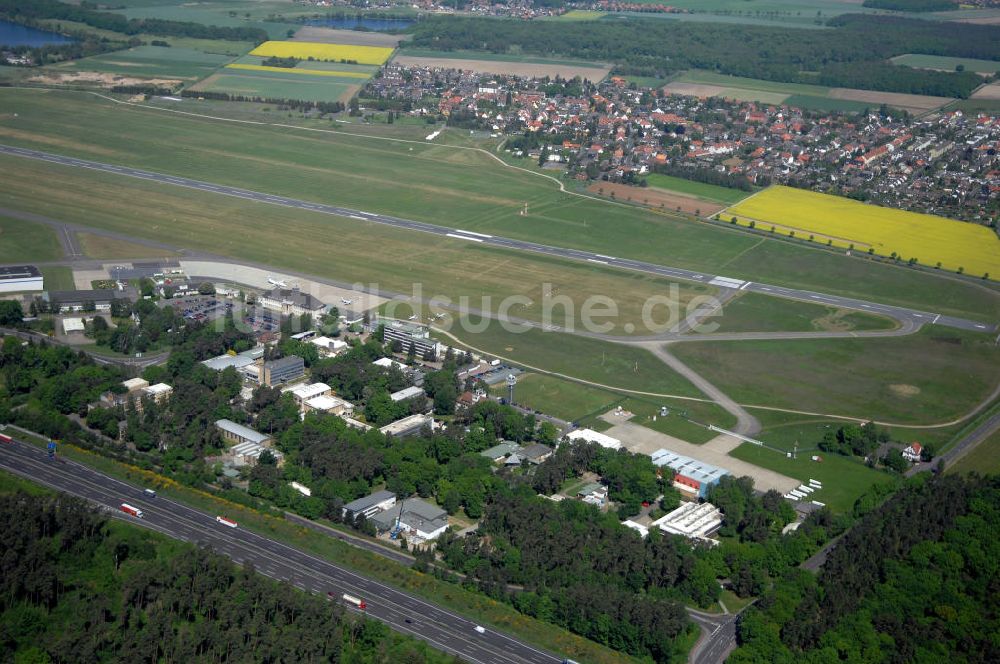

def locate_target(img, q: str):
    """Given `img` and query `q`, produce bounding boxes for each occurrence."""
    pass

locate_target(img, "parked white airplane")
[267,277,287,288]
[341,298,353,305]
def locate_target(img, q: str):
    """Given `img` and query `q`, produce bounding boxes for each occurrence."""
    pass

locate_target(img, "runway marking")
[453,229,493,239]
[933,314,940,323]
[446,233,484,242]
[586,258,608,265]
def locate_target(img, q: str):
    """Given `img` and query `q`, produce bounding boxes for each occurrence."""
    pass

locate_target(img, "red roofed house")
[902,442,923,462]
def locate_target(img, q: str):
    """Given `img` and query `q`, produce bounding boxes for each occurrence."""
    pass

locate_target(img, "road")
[2,144,993,335]
[0,436,563,664]
[687,608,739,664]
[0,326,168,368]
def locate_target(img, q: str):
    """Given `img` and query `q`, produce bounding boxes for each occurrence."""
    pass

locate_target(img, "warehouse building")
[651,501,723,545]
[390,386,425,403]
[650,449,729,499]
[0,265,43,294]
[370,498,449,542]
[215,419,272,447]
[379,413,434,438]
[342,490,397,522]
[565,428,623,451]
[45,289,123,313]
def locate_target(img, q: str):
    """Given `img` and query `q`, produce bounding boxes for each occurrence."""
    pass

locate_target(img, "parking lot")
[161,294,233,324]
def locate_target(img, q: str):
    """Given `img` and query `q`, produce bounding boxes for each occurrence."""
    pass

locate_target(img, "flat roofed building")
[0,265,43,293]
[258,287,326,320]
[262,355,304,386]
[622,520,650,538]
[565,428,622,450]
[215,419,271,447]
[374,317,440,360]
[651,448,730,499]
[370,498,449,541]
[45,289,123,312]
[373,357,407,371]
[230,441,283,467]
[651,501,723,544]
[342,490,396,521]
[123,378,150,393]
[62,317,86,334]
[310,336,348,355]
[303,394,354,417]
[379,413,433,438]
[142,383,173,404]
[390,386,425,402]
[287,382,331,404]
[201,347,263,372]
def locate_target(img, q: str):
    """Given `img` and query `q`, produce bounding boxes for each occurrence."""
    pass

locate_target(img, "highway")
[0,436,562,664]
[1,144,993,334]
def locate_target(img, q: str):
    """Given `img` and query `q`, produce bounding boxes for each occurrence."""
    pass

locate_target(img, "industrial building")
[230,441,283,467]
[565,428,623,451]
[262,355,305,386]
[650,448,730,499]
[651,502,723,545]
[286,382,331,405]
[374,318,441,360]
[370,498,449,542]
[257,287,327,320]
[215,419,272,447]
[201,347,264,372]
[342,490,397,521]
[0,265,43,294]
[390,386,425,402]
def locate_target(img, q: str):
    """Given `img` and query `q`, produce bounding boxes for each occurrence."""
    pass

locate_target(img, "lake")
[304,17,414,32]
[0,19,75,48]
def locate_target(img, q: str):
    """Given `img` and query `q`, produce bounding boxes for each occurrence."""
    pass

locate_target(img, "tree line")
[0,489,459,663]
[403,14,1000,98]
[180,89,346,114]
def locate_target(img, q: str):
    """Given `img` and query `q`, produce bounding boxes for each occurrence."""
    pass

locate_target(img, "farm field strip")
[726,185,1000,279]
[0,88,998,323]
[224,63,370,79]
[250,40,394,65]
[890,53,1000,75]
[391,54,611,81]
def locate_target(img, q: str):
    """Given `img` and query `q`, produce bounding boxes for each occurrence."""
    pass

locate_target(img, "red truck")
[216,516,238,528]
[120,503,144,518]
[0,432,13,444]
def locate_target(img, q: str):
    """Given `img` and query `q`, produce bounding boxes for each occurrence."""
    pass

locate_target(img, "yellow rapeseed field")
[224,63,370,79]
[249,41,394,65]
[728,185,1000,279]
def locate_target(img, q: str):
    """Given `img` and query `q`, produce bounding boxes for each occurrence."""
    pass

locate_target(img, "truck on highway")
[216,516,237,528]
[120,503,144,518]
[0,432,13,444]
[342,594,366,611]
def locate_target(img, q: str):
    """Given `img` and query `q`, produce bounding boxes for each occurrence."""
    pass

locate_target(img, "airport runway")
[0,436,562,664]
[1,143,992,333]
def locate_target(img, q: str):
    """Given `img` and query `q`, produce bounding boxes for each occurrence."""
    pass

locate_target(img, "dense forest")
[404,15,997,97]
[0,0,268,43]
[730,473,1000,663]
[0,488,457,663]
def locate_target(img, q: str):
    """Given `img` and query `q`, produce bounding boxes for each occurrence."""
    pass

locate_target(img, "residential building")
[342,490,397,521]
[565,428,623,450]
[257,287,327,320]
[262,355,304,386]
[0,265,43,293]
[520,443,554,464]
[651,449,730,499]
[390,386,425,402]
[576,482,609,507]
[370,498,449,542]
[375,318,441,360]
[215,419,272,447]
[480,441,522,463]
[651,501,723,544]
[379,413,434,438]
[902,442,923,462]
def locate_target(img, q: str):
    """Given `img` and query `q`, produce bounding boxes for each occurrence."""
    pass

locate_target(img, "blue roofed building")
[650,449,730,499]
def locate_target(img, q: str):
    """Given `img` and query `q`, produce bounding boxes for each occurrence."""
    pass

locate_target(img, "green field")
[673,327,1000,425]
[947,429,1000,475]
[103,0,306,39]
[51,44,238,81]
[892,54,1000,75]
[782,94,872,113]
[709,292,896,334]
[0,216,63,263]
[443,318,705,398]
[1,89,996,324]
[603,396,736,444]
[729,443,897,514]
[490,372,623,421]
[189,70,359,102]
[41,266,75,291]
[550,10,606,21]
[644,173,751,205]
[669,70,887,112]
